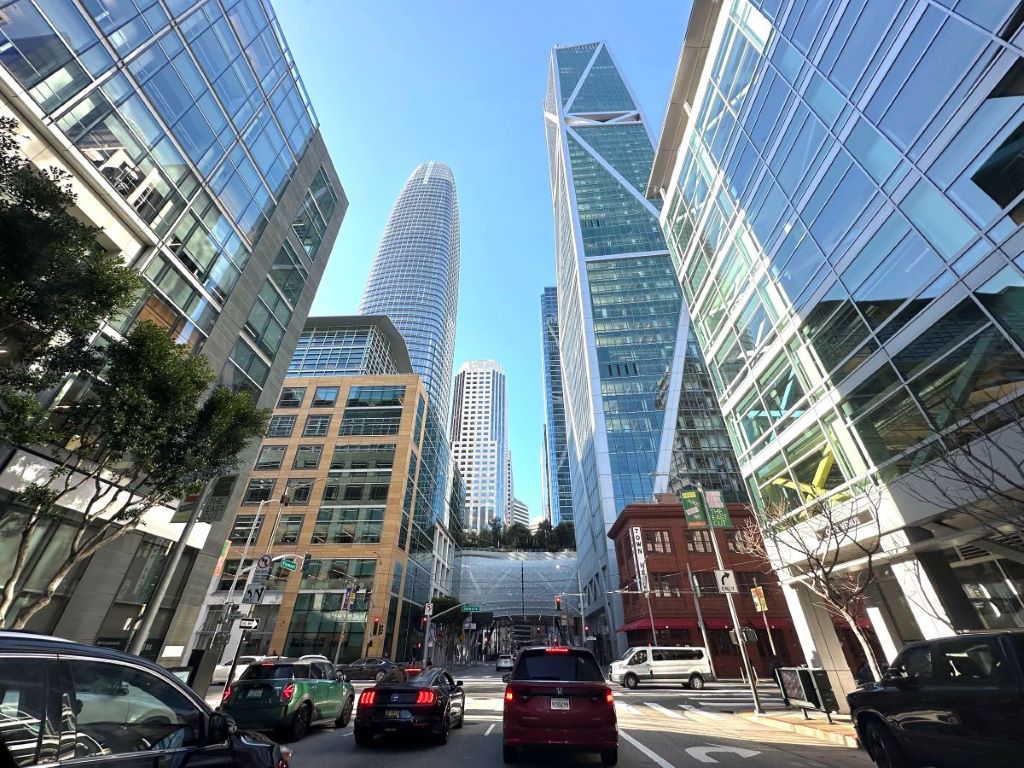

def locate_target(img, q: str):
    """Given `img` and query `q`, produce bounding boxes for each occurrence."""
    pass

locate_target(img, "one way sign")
[715,569,738,594]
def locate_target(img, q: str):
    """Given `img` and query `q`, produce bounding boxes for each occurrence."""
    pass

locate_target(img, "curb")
[739,712,861,749]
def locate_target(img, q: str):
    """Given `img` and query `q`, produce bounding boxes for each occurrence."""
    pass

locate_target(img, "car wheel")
[601,748,618,766]
[864,719,911,768]
[688,674,706,690]
[623,673,638,689]
[452,707,464,729]
[336,696,354,727]
[432,715,450,745]
[502,744,518,763]
[354,727,373,747]
[375,670,386,683]
[289,703,311,741]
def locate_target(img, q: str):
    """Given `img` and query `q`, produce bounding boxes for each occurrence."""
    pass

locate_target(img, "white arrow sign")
[686,745,760,764]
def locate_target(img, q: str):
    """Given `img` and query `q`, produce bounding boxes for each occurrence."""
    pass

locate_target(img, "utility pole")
[129,477,216,657]
[687,562,716,679]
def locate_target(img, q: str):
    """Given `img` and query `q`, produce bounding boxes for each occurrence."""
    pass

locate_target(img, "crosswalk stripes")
[680,704,726,720]
[643,702,685,719]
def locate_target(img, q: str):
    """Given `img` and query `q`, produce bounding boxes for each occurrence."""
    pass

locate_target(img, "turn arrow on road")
[685,745,761,764]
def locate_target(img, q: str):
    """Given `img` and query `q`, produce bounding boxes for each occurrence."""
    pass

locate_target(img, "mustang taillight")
[415,690,436,705]
[359,689,377,706]
[222,685,233,703]
[281,682,295,702]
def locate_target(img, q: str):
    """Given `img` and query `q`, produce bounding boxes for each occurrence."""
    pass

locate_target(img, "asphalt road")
[281,665,873,768]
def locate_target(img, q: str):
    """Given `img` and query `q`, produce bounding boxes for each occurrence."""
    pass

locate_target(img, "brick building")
[608,498,803,679]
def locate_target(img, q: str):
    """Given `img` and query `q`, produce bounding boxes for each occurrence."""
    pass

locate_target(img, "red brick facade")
[608,498,804,679]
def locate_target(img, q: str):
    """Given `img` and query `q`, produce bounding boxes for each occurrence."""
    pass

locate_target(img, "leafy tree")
[505,522,532,549]
[488,517,502,547]
[0,116,140,445]
[531,519,556,551]
[554,521,576,550]
[0,322,268,627]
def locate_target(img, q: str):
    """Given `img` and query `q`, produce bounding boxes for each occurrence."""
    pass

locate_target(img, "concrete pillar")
[888,559,957,638]
[902,528,983,631]
[53,534,141,643]
[781,582,858,712]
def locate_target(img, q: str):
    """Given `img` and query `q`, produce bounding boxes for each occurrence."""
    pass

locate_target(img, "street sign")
[239,617,259,630]
[424,602,434,617]
[279,559,297,571]
[679,489,706,526]
[630,526,650,593]
[461,604,479,612]
[242,584,266,605]
[715,569,738,594]
[257,554,272,569]
[751,586,768,612]
[704,489,732,528]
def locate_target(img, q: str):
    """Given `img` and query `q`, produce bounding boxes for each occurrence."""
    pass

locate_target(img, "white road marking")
[644,702,685,719]
[485,724,495,736]
[686,745,760,763]
[620,730,676,768]
[680,705,726,720]
[615,702,642,716]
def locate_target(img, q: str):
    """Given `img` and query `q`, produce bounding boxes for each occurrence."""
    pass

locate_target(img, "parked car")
[0,631,291,768]
[337,656,403,682]
[503,646,617,765]
[221,657,355,740]
[608,646,713,690]
[353,666,465,746]
[848,629,1024,768]
[212,654,266,684]
[496,654,514,671]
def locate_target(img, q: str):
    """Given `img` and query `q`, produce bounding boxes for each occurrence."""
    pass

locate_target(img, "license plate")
[550,698,570,711]
[246,689,262,699]
[385,709,400,719]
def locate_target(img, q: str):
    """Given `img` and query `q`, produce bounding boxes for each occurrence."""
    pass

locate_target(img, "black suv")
[848,629,1024,768]
[0,631,290,768]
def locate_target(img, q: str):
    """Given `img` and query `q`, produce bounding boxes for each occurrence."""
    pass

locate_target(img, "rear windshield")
[513,651,604,682]
[241,663,306,680]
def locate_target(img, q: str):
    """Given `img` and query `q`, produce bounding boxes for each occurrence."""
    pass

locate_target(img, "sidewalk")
[739,709,860,749]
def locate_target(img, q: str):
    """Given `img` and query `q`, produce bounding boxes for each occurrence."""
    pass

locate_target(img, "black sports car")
[354,667,466,746]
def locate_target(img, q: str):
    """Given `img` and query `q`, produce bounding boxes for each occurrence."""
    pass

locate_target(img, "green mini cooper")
[221,658,355,740]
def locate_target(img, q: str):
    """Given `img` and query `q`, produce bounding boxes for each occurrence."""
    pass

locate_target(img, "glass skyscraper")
[0,0,345,657]
[545,42,741,656]
[540,287,574,526]
[651,0,1024,697]
[359,162,460,536]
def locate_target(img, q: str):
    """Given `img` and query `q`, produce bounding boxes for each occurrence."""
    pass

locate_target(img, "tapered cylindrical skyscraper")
[360,162,460,430]
[360,163,460,534]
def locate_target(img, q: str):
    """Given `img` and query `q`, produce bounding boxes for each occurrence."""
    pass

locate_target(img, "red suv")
[502,647,618,765]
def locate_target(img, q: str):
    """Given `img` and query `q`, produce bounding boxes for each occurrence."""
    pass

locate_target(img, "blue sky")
[276,1,692,522]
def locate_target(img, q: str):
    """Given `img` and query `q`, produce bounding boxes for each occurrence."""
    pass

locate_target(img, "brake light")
[222,685,233,703]
[504,688,515,702]
[281,682,295,702]
[605,688,614,705]
[359,689,377,706]
[415,690,436,705]
[545,647,570,653]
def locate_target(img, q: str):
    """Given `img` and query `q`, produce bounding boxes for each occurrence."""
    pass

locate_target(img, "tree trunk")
[0,514,38,627]
[838,608,883,680]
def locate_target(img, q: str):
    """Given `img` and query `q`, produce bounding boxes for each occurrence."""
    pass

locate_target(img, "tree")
[505,522,532,550]
[736,494,885,679]
[0,322,269,627]
[554,521,576,551]
[488,517,502,548]
[0,116,140,445]
[428,595,464,666]
[531,519,555,551]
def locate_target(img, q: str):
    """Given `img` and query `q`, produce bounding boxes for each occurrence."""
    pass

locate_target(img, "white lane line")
[492,699,504,712]
[644,702,685,719]
[485,724,495,736]
[620,730,676,768]
[680,704,726,720]
[615,702,642,717]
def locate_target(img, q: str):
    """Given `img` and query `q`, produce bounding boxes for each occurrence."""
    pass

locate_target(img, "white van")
[608,646,714,690]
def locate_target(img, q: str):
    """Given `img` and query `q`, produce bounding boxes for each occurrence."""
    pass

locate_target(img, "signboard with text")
[704,489,733,529]
[630,526,650,593]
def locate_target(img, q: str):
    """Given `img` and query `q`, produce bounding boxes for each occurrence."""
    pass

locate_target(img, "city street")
[271,665,871,768]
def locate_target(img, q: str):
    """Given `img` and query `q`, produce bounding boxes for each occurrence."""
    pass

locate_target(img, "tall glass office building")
[540,287,574,526]
[651,0,1024,697]
[544,42,741,657]
[359,162,460,534]
[0,0,345,659]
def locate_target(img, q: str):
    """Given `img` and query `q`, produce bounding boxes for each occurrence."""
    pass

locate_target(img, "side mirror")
[456,680,464,687]
[208,712,234,743]
[502,674,512,683]
[336,671,347,682]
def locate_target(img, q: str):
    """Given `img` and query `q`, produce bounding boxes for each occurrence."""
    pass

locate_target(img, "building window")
[293,445,323,469]
[651,573,682,598]
[329,443,396,471]
[243,479,275,504]
[339,407,402,436]
[347,385,405,406]
[255,445,286,470]
[692,571,718,597]
[285,478,314,505]
[686,529,713,553]
[725,530,737,552]
[218,559,254,591]
[312,386,339,407]
[311,508,384,545]
[278,387,306,407]
[276,515,304,545]
[229,515,263,543]
[299,556,375,591]
[645,530,672,554]
[303,414,331,436]
[267,415,296,437]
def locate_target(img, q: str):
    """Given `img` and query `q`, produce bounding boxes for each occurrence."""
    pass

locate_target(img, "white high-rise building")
[450,360,509,531]
[510,498,530,528]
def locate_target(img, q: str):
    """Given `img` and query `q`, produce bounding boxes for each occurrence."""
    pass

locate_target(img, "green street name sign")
[279,559,298,571]
[461,605,480,612]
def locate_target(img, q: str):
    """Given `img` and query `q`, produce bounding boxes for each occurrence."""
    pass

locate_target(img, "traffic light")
[536,626,542,635]
[300,552,311,573]
[373,616,381,635]
[555,595,562,611]
[421,615,428,629]
[584,625,590,634]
